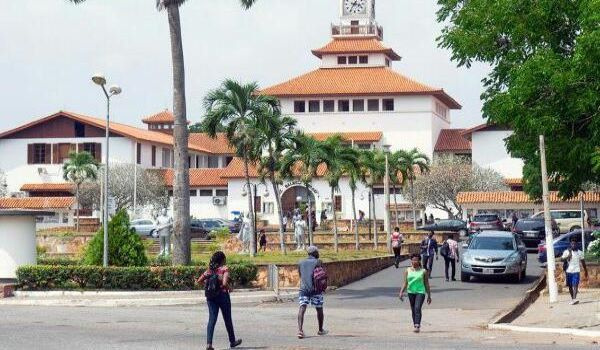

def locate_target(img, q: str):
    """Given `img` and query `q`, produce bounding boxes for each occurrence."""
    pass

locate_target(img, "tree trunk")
[392,183,399,227]
[270,174,286,254]
[371,186,378,250]
[331,186,339,253]
[306,184,313,246]
[75,183,80,232]
[244,157,256,256]
[351,187,359,250]
[410,178,417,230]
[167,4,190,265]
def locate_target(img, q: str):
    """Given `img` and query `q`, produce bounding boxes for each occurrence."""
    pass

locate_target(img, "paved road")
[0,254,595,349]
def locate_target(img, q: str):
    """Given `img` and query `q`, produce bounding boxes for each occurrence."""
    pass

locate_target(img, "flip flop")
[297,331,304,339]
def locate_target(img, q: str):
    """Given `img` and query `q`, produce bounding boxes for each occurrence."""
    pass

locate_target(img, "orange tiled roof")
[312,38,401,60]
[160,168,228,187]
[504,178,523,186]
[310,131,382,143]
[142,110,174,124]
[434,129,471,152]
[20,183,74,192]
[221,158,328,179]
[456,191,600,204]
[0,197,75,209]
[189,133,235,154]
[0,111,215,154]
[260,67,461,109]
[461,123,510,140]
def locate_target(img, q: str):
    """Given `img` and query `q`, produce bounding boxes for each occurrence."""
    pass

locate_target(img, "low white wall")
[0,215,37,279]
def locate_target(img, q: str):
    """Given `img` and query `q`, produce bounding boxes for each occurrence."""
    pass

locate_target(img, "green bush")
[587,230,600,260]
[38,257,79,266]
[16,262,257,291]
[150,254,172,267]
[82,209,148,267]
[36,245,48,257]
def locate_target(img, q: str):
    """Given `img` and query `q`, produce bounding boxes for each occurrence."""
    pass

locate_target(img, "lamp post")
[92,74,122,268]
[383,144,392,252]
[241,182,269,254]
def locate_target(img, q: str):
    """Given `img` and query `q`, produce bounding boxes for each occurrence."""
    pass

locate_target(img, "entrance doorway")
[280,186,315,216]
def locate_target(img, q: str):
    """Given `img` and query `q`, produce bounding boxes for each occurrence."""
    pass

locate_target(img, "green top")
[407,268,427,294]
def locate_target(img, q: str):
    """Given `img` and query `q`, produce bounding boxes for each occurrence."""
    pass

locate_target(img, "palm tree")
[343,152,362,250]
[254,110,297,254]
[203,80,279,256]
[388,151,404,227]
[397,148,430,229]
[280,133,328,246]
[358,149,385,249]
[63,152,98,232]
[322,136,359,253]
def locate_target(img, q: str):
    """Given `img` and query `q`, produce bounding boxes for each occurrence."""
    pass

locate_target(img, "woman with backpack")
[440,234,459,281]
[391,227,404,268]
[197,251,243,350]
[399,254,432,333]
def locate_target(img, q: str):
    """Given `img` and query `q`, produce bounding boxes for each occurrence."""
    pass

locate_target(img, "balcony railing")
[331,23,383,39]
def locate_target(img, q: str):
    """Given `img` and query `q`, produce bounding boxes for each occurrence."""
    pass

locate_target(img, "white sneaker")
[570,299,579,305]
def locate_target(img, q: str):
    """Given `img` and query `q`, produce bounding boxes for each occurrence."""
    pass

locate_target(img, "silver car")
[131,219,158,237]
[460,231,527,283]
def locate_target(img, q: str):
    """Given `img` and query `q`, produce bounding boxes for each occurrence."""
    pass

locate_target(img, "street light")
[359,189,372,240]
[241,182,269,254]
[383,144,392,252]
[92,73,121,268]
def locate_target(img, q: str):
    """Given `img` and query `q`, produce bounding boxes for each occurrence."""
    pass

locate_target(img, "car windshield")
[469,236,515,250]
[473,215,498,222]
[514,219,544,231]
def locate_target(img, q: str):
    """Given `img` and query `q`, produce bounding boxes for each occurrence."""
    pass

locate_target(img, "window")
[308,100,320,113]
[189,190,197,196]
[348,56,358,64]
[207,156,219,168]
[352,99,364,112]
[161,148,171,167]
[357,143,372,150]
[74,122,85,137]
[62,214,69,224]
[188,156,192,169]
[294,100,306,113]
[29,143,50,164]
[372,187,384,195]
[254,196,262,213]
[136,143,142,164]
[199,189,213,197]
[151,146,156,166]
[338,100,350,112]
[215,189,228,196]
[225,156,233,166]
[383,98,395,111]
[367,99,379,111]
[334,195,342,212]
[435,102,448,119]
[359,55,368,64]
[263,202,275,214]
[323,100,335,112]
[337,56,347,64]
[385,58,390,67]
[168,190,173,197]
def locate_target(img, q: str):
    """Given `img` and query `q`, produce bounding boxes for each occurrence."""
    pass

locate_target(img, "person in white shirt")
[560,238,589,305]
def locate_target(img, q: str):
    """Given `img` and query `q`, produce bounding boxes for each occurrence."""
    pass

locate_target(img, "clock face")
[344,0,367,15]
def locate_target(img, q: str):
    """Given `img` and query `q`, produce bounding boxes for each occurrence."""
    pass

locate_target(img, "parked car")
[196,219,224,232]
[537,229,597,264]
[131,219,157,237]
[468,214,504,233]
[460,231,527,283]
[190,219,211,240]
[530,210,588,234]
[512,217,559,250]
[417,219,468,236]
[206,218,240,233]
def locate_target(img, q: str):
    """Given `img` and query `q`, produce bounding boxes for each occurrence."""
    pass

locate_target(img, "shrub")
[38,257,79,266]
[16,262,257,291]
[150,254,172,267]
[82,209,148,267]
[587,230,600,260]
[36,245,48,257]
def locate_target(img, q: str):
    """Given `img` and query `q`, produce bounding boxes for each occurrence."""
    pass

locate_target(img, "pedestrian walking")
[399,254,432,333]
[197,251,242,350]
[259,229,267,252]
[391,227,403,268]
[440,234,459,281]
[358,210,365,222]
[297,246,328,339]
[283,215,288,233]
[560,238,589,305]
[511,212,518,230]
[420,231,438,277]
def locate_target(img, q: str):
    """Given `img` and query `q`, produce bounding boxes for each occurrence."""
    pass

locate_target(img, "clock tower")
[334,0,382,39]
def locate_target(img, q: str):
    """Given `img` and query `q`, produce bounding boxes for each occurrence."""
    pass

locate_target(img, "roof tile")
[434,129,471,152]
[0,197,75,209]
[310,131,382,143]
[20,183,74,192]
[312,38,401,60]
[142,110,174,124]
[188,133,234,155]
[456,191,600,204]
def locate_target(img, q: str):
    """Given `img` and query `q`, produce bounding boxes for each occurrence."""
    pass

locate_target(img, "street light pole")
[92,74,121,268]
[540,135,558,303]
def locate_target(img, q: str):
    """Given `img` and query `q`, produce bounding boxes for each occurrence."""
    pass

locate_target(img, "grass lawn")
[190,249,391,265]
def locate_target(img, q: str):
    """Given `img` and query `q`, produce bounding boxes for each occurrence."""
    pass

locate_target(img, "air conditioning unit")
[212,196,227,206]
[10,192,26,198]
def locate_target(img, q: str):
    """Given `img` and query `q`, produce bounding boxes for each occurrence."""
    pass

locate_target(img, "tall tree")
[396,148,429,229]
[203,80,279,256]
[358,150,385,248]
[437,0,600,200]
[62,151,98,231]
[322,135,359,253]
[343,151,362,250]
[254,110,297,254]
[388,151,404,227]
[280,133,328,246]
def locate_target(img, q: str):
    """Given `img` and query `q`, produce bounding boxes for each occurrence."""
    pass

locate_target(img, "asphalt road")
[0,253,595,349]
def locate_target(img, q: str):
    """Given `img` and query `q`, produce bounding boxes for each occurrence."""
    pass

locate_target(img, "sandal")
[297,331,305,339]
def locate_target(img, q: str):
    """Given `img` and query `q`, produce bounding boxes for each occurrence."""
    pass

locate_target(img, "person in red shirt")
[391,227,404,268]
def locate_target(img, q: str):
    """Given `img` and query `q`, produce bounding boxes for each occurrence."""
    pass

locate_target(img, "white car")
[531,210,588,234]
[131,219,158,237]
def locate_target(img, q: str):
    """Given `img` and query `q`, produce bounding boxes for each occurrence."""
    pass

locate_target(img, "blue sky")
[0,0,490,131]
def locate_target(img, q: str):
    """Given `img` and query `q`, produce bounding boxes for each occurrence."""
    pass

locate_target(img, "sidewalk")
[0,289,296,307]
[490,289,600,338]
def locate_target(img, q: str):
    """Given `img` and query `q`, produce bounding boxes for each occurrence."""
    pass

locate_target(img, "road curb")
[13,289,259,298]
[489,273,546,324]
[488,323,600,338]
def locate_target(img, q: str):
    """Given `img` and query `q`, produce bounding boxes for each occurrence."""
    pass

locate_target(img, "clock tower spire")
[333,0,382,40]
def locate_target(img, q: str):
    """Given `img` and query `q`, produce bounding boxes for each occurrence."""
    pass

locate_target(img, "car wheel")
[570,226,581,232]
[460,271,470,282]
[151,231,159,239]
[520,267,526,280]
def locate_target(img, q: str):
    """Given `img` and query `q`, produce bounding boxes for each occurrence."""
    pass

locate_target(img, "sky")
[0,0,490,131]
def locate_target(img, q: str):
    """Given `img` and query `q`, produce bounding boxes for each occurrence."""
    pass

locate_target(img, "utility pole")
[540,135,558,303]
[580,192,586,252]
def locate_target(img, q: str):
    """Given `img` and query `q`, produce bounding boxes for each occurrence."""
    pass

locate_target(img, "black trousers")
[207,292,236,345]
[393,246,401,266]
[444,256,456,280]
[408,293,425,326]
[422,255,434,273]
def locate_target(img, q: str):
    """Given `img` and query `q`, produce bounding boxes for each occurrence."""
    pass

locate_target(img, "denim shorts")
[566,272,580,287]
[298,292,324,308]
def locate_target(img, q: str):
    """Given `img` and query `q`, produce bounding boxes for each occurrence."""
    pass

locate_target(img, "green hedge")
[16,263,258,291]
[37,257,79,266]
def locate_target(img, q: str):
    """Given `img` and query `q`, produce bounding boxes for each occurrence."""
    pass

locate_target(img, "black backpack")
[204,270,221,300]
[440,241,450,258]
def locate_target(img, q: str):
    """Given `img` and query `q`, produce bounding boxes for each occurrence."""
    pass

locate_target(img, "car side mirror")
[462,243,468,249]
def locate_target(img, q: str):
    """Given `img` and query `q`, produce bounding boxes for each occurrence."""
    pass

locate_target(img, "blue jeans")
[408,293,425,326]
[206,292,236,345]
